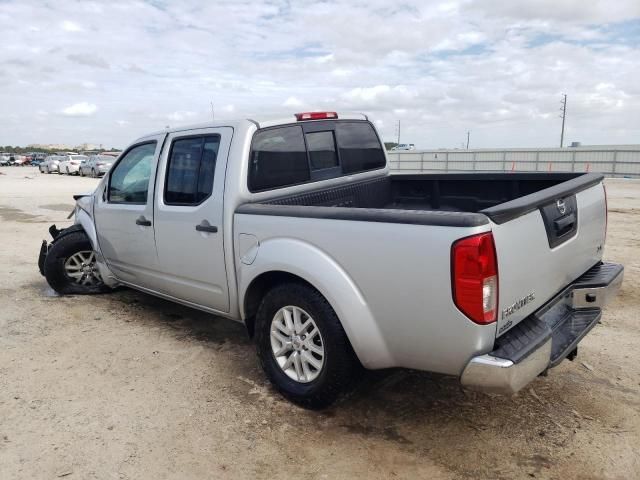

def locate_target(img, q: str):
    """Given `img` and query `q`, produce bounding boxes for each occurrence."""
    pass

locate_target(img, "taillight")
[295,111,338,121]
[452,232,498,324]
[70,161,78,165]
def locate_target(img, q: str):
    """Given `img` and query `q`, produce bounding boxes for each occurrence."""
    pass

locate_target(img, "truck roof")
[137,112,369,141]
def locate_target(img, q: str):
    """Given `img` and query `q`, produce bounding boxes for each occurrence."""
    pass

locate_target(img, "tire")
[43,230,109,295]
[255,282,360,409]
[66,167,70,175]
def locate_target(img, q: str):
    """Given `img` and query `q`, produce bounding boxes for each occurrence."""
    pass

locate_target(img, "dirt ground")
[1,166,638,480]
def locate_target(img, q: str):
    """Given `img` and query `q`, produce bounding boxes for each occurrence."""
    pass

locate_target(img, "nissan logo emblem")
[556,199,567,215]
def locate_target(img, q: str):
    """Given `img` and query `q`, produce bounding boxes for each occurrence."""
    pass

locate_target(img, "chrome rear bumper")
[461,262,623,394]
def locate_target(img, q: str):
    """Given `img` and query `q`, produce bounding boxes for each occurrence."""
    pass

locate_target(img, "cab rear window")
[248,121,384,192]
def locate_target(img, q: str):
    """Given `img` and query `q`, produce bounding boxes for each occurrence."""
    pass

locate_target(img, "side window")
[109,142,157,203]
[306,131,338,171]
[165,135,220,205]
[336,122,385,174]
[249,126,309,192]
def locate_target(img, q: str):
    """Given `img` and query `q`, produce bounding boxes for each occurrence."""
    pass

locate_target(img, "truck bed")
[240,172,603,226]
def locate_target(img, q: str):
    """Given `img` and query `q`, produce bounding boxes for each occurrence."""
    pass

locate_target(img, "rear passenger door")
[153,128,232,313]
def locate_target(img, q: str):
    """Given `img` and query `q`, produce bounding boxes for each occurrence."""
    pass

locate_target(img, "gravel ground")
[1,166,638,479]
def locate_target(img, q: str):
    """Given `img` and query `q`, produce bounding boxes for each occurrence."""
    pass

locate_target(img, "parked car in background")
[58,155,88,175]
[12,155,28,166]
[40,155,62,173]
[80,154,117,177]
[31,153,47,166]
[390,143,415,151]
[0,153,10,166]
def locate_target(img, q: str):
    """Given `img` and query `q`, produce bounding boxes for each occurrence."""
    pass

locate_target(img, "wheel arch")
[238,238,394,369]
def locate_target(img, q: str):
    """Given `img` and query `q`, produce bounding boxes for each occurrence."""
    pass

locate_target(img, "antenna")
[210,101,215,121]
[466,130,470,149]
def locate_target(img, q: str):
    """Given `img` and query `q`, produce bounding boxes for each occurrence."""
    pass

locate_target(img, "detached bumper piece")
[461,262,623,394]
[38,224,62,276]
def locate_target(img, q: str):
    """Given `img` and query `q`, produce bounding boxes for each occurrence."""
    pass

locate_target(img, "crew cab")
[39,112,623,408]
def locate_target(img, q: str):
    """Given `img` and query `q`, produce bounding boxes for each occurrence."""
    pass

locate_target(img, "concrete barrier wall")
[388,148,640,177]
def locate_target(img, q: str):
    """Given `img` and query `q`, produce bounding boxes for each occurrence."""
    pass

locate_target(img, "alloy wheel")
[270,305,325,383]
[63,251,103,286]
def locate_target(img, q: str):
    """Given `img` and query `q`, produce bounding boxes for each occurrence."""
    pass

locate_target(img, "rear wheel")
[255,282,359,409]
[44,231,109,295]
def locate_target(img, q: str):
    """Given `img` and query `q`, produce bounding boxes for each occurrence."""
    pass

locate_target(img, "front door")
[152,128,232,313]
[94,136,165,290]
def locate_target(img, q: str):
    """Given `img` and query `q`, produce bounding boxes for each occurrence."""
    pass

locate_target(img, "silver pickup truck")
[39,112,623,408]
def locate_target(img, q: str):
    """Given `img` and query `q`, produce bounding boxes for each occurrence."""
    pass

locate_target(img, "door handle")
[195,223,218,233]
[136,216,152,226]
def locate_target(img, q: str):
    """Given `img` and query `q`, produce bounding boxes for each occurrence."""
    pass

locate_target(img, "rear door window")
[165,135,221,205]
[249,126,309,192]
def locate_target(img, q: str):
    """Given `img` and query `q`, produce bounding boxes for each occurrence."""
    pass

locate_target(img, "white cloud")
[331,68,352,77]
[62,102,97,116]
[0,0,638,148]
[314,54,335,64]
[61,20,83,32]
[283,96,304,108]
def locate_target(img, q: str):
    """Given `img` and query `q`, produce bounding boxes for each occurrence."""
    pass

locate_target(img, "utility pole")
[397,120,401,146]
[466,131,470,149]
[559,94,567,148]
[210,101,215,121]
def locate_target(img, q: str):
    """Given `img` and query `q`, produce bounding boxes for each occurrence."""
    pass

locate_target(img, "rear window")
[248,120,385,192]
[249,126,309,192]
[306,130,338,171]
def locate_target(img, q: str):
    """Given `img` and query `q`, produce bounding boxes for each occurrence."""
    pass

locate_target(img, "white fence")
[388,147,640,178]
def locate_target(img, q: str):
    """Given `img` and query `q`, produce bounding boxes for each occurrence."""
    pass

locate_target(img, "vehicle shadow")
[109,287,250,347]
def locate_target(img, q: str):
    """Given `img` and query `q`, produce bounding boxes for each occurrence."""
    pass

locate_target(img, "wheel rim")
[270,305,325,383]
[63,250,103,287]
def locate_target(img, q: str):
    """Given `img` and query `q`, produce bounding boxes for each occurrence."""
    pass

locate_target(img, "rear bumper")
[461,262,623,394]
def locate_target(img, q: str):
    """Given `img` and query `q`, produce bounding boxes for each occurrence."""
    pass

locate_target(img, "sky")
[1,0,639,149]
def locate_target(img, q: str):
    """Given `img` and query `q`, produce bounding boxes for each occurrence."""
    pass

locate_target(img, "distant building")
[27,143,73,150]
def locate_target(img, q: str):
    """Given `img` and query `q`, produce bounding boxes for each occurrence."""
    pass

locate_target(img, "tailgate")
[486,175,607,337]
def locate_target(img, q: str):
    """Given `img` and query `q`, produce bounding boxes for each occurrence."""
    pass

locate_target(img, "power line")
[559,94,567,148]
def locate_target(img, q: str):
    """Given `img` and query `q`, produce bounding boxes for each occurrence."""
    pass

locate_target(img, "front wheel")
[44,231,109,295]
[255,282,360,409]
